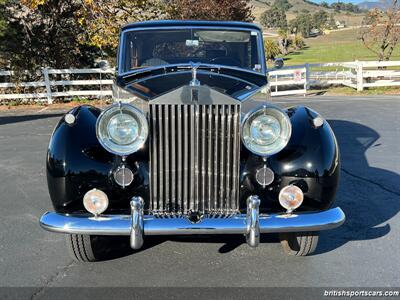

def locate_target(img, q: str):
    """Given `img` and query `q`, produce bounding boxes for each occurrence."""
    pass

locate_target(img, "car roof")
[121,20,262,32]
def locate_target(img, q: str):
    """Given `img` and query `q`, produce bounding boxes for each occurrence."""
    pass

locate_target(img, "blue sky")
[311,0,374,3]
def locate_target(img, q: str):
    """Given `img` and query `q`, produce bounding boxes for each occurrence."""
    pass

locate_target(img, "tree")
[260,6,287,29]
[320,1,329,8]
[277,28,290,55]
[264,39,280,61]
[0,0,166,71]
[0,0,99,72]
[77,0,165,50]
[289,13,314,37]
[360,0,400,61]
[166,0,254,22]
[313,10,328,30]
[272,0,292,11]
[293,34,306,49]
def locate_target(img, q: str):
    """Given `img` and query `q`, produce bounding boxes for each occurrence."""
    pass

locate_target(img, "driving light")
[96,103,148,156]
[279,185,304,213]
[242,105,292,156]
[83,189,109,216]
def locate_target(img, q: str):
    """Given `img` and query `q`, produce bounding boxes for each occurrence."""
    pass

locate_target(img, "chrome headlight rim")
[241,105,292,157]
[96,103,148,156]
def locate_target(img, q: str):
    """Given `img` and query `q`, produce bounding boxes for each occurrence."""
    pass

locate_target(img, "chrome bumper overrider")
[39,196,345,249]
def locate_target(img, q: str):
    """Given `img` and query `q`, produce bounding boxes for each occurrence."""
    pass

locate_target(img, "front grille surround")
[149,102,241,215]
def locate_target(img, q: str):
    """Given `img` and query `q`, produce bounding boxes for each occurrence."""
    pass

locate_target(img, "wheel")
[279,232,319,256]
[66,234,97,262]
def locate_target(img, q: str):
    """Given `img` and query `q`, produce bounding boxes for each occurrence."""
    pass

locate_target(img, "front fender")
[46,105,148,213]
[240,106,340,212]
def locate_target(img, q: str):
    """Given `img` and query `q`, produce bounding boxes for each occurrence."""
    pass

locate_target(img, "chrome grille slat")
[219,106,225,212]
[232,105,239,205]
[164,105,170,211]
[190,105,195,211]
[226,106,232,211]
[177,105,182,212]
[207,106,212,212]
[201,105,206,213]
[158,105,164,211]
[171,105,176,211]
[214,106,219,211]
[150,103,240,215]
[183,105,189,214]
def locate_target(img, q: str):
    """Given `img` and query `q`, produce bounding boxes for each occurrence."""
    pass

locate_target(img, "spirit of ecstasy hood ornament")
[189,62,201,87]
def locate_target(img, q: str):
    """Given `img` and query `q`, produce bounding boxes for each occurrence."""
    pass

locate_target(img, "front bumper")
[40,196,345,249]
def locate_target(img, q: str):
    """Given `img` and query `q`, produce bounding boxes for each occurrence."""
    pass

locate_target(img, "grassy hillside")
[282,29,400,65]
[251,0,365,26]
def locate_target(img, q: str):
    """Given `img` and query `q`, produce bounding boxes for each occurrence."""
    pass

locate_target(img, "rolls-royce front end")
[40,20,345,262]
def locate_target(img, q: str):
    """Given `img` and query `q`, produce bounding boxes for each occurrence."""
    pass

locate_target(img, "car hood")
[116,64,267,101]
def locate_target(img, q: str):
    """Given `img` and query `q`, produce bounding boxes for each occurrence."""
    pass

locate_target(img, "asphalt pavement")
[0,95,399,296]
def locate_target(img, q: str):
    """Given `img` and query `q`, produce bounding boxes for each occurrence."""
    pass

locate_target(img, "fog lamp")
[83,189,109,216]
[114,165,134,188]
[279,185,303,213]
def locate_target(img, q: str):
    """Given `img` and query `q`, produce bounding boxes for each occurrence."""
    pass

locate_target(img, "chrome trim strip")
[40,207,345,236]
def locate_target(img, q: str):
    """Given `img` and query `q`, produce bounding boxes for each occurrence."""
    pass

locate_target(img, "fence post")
[42,67,53,104]
[356,61,363,92]
[305,63,310,90]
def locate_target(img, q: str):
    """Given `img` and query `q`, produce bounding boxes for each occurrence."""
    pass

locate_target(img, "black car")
[40,20,345,262]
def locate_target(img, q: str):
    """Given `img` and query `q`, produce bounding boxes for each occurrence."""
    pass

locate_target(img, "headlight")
[242,105,291,156]
[96,103,148,156]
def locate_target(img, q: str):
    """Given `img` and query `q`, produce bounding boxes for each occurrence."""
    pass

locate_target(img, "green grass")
[283,29,400,66]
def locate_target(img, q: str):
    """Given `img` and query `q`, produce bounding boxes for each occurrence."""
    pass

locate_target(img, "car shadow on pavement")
[0,113,64,125]
[91,235,167,261]
[315,120,400,255]
[92,119,400,260]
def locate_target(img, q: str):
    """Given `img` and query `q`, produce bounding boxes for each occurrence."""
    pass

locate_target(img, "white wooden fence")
[0,67,114,103]
[267,60,400,95]
[1,61,400,102]
[268,65,309,96]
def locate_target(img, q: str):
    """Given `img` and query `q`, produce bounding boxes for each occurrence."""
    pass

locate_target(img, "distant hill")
[251,0,366,26]
[252,0,326,15]
[357,0,394,10]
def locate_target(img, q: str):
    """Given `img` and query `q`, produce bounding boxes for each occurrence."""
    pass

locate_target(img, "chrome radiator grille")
[149,103,241,215]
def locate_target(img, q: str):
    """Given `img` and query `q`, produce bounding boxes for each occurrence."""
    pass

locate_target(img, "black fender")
[239,105,340,212]
[46,105,149,213]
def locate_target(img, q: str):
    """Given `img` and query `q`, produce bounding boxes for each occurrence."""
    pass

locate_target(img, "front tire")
[66,234,97,262]
[279,232,319,256]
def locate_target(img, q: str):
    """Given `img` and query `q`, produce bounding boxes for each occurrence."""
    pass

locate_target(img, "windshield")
[120,28,263,73]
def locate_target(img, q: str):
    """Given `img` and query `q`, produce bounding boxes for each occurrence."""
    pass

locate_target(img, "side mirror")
[274,58,284,69]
